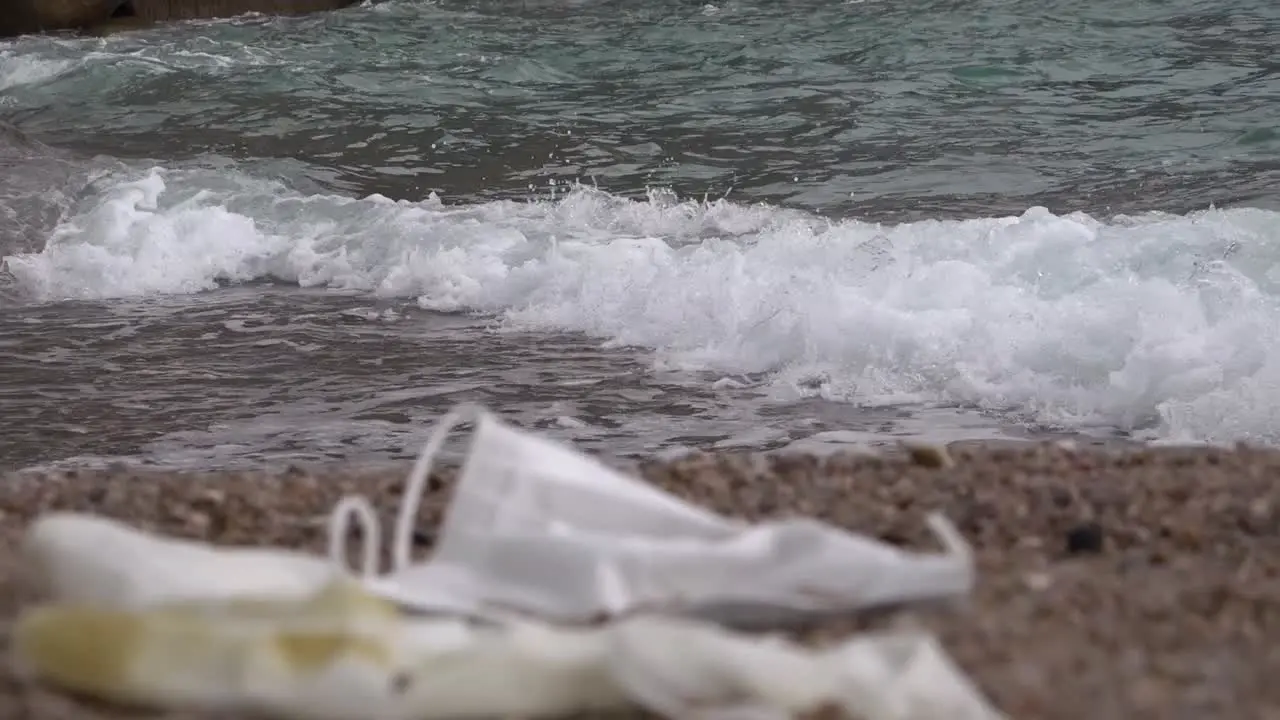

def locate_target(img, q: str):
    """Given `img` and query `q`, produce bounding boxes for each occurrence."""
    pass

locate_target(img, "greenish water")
[6,0,1277,216]
[1,0,1278,469]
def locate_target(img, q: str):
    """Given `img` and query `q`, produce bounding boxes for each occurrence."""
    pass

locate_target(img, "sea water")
[1,0,1278,470]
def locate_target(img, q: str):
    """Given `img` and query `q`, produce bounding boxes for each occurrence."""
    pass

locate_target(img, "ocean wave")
[6,165,1280,444]
[0,50,77,92]
[0,25,286,91]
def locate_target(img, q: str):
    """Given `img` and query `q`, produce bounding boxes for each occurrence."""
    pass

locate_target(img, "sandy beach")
[0,442,1276,720]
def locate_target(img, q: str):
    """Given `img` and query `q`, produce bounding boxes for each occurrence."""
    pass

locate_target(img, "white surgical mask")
[22,493,380,609]
[336,403,975,626]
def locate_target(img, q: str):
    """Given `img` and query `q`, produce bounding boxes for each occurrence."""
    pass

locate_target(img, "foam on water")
[0,51,76,92]
[6,166,1280,444]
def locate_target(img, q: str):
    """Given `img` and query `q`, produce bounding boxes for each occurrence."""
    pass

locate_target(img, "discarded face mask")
[13,580,1006,720]
[11,578,633,720]
[604,615,1008,720]
[11,579,427,720]
[21,496,380,608]
[340,403,975,626]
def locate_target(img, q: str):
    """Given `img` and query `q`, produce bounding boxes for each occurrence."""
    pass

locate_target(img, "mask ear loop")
[923,513,971,563]
[391,403,486,573]
[921,512,974,596]
[327,494,382,578]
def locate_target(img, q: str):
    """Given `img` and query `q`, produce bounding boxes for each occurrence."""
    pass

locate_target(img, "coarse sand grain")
[0,442,1276,720]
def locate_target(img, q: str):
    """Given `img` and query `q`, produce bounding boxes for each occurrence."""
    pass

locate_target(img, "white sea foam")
[0,51,75,92]
[0,26,284,89]
[6,166,1280,443]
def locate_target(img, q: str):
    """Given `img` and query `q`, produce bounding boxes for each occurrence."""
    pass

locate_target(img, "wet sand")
[0,442,1277,720]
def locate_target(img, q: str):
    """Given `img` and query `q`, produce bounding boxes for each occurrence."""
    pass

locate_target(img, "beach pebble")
[0,443,1277,720]
[1064,522,1104,555]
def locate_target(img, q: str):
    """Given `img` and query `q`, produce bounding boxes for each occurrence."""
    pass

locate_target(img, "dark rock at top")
[0,0,121,37]
[0,0,359,38]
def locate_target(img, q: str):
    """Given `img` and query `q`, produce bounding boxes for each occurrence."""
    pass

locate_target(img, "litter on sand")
[22,495,380,609]
[14,579,1006,720]
[13,402,1009,720]
[359,404,975,625]
[26,404,973,623]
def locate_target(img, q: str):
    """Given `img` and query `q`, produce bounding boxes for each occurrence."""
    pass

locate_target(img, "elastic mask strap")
[922,512,975,593]
[327,494,382,577]
[923,512,971,562]
[392,403,486,572]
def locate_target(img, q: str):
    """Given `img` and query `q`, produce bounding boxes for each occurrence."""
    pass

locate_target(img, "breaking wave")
[7,165,1280,444]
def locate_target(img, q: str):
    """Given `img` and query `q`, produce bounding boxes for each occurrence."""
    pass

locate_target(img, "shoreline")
[0,442,1276,719]
[6,431,1156,479]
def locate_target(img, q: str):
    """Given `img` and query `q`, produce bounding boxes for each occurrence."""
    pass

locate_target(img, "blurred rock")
[0,0,359,38]
[0,0,120,37]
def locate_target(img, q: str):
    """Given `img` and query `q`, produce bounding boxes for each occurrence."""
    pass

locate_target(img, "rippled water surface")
[1,0,1278,469]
